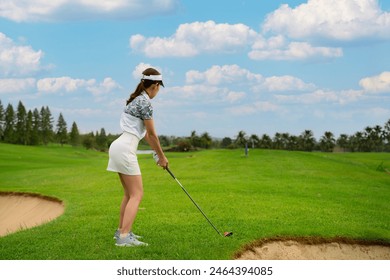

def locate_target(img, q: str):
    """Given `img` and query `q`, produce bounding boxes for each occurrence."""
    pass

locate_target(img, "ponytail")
[126,79,156,105]
[126,67,162,105]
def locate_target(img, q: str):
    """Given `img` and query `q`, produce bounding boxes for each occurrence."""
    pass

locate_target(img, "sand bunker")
[0,192,64,237]
[234,237,390,260]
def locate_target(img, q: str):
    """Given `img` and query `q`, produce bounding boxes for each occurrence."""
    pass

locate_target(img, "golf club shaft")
[166,167,223,237]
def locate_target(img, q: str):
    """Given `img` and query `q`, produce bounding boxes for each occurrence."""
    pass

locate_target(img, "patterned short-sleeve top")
[120,92,153,139]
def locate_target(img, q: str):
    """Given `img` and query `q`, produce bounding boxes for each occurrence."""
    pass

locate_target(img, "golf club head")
[224,231,233,237]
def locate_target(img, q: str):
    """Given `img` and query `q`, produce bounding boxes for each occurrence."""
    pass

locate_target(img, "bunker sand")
[0,192,64,237]
[234,237,390,260]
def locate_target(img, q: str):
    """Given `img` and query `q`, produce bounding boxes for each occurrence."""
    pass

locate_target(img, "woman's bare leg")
[118,174,129,229]
[118,173,144,234]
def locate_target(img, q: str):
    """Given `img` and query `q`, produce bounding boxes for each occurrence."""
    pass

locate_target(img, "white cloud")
[164,83,246,105]
[87,77,121,96]
[130,20,258,57]
[249,39,343,60]
[0,78,36,93]
[259,75,316,92]
[37,77,94,93]
[37,76,120,97]
[263,0,390,40]
[130,20,345,61]
[359,71,390,93]
[132,63,162,80]
[0,32,45,76]
[0,0,178,22]
[185,64,313,92]
[228,101,280,115]
[186,64,262,85]
[54,107,104,117]
[169,84,233,103]
[362,107,390,118]
[225,91,246,103]
[275,89,365,105]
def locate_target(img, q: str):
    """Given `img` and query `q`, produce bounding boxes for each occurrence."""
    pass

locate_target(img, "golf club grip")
[166,167,176,179]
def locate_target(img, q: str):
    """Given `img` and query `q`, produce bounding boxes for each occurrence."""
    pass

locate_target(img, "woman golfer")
[107,67,168,247]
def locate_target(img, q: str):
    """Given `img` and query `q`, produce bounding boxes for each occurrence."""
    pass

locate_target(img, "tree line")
[177,119,390,152]
[1,99,389,153]
[0,100,112,151]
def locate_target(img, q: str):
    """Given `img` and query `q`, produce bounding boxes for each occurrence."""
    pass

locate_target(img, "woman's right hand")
[157,155,169,170]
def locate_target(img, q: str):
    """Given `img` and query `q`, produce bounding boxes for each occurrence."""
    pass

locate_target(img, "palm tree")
[319,131,335,152]
[299,130,316,151]
[259,134,272,149]
[235,130,247,147]
[372,125,384,152]
[287,135,298,151]
[273,132,283,150]
[351,132,364,152]
[336,134,349,152]
[249,134,260,148]
[281,133,290,150]
[384,119,390,151]
[362,126,374,152]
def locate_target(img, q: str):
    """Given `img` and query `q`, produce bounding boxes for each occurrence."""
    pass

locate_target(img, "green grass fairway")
[0,143,389,259]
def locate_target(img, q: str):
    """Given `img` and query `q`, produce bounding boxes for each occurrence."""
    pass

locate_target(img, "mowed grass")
[0,143,389,260]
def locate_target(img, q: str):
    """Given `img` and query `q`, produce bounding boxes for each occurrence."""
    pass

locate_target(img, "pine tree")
[69,121,80,146]
[4,103,15,143]
[26,110,33,145]
[56,113,68,146]
[16,101,27,145]
[96,128,108,151]
[31,108,41,145]
[40,106,53,145]
[0,100,4,141]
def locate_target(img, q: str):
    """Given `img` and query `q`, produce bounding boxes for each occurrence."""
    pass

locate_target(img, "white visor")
[142,74,162,81]
[142,74,164,87]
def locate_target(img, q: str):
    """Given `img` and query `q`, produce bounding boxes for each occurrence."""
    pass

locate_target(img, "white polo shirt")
[120,92,153,139]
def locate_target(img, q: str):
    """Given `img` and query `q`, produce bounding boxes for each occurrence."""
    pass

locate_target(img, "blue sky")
[1,0,389,139]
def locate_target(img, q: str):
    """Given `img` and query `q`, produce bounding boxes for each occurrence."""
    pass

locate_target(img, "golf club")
[165,166,233,238]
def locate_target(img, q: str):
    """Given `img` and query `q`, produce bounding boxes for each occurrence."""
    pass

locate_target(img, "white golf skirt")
[107,132,141,175]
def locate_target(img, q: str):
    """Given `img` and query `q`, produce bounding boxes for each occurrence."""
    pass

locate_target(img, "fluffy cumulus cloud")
[185,64,262,85]
[129,19,345,61]
[263,0,390,40]
[37,77,94,93]
[87,77,122,96]
[272,71,390,107]
[185,64,314,93]
[249,36,343,60]
[0,78,36,93]
[130,20,258,57]
[36,76,121,96]
[359,71,390,93]
[0,0,178,22]
[0,32,45,76]
[261,75,316,92]
[132,63,162,80]
[128,1,390,61]
[163,64,317,112]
